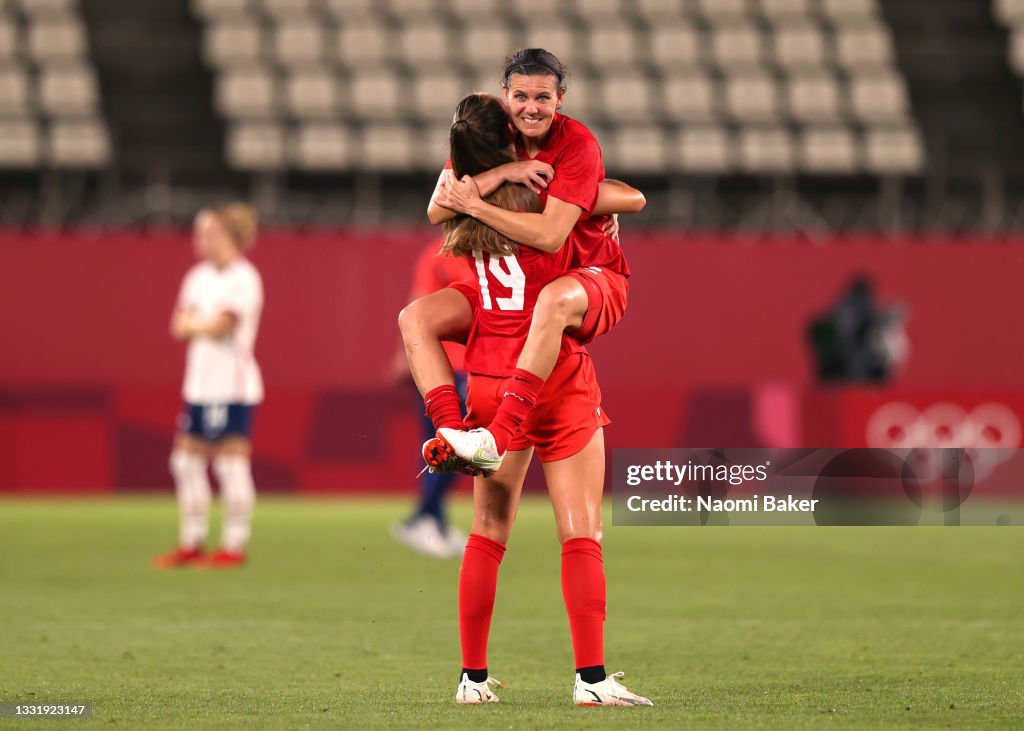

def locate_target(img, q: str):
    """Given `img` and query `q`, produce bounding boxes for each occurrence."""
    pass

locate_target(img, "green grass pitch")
[1,496,1022,730]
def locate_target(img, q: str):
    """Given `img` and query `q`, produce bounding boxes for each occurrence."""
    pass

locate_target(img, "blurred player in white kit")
[154,203,263,570]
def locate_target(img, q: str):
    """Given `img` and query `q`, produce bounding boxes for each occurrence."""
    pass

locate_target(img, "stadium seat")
[0,118,39,166]
[696,0,752,24]
[567,0,626,20]
[607,124,670,174]
[738,125,795,173]
[203,20,264,68]
[283,67,339,119]
[349,68,404,119]
[38,64,99,117]
[756,0,813,22]
[820,0,879,24]
[770,21,829,72]
[17,0,77,17]
[724,72,780,122]
[226,121,286,170]
[322,0,378,21]
[507,0,564,22]
[601,71,653,123]
[462,23,518,69]
[260,0,316,20]
[584,27,639,71]
[359,123,416,171]
[799,125,858,173]
[0,65,31,116]
[679,125,733,173]
[397,22,452,67]
[419,119,451,171]
[662,72,720,122]
[834,23,895,71]
[786,73,844,123]
[272,19,328,69]
[994,0,1024,26]
[562,72,598,123]
[863,125,925,175]
[470,69,503,97]
[649,21,703,69]
[0,19,18,62]
[410,71,466,122]
[633,0,689,23]
[290,121,351,170]
[448,0,502,18]
[192,0,254,22]
[27,17,88,62]
[848,71,910,123]
[215,67,278,119]
[48,118,111,167]
[335,22,394,67]
[387,0,439,19]
[711,23,766,71]
[520,25,578,63]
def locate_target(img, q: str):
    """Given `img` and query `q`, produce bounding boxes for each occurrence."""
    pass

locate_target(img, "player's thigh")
[211,436,252,458]
[399,287,473,342]
[542,428,605,544]
[471,447,534,544]
[173,433,209,456]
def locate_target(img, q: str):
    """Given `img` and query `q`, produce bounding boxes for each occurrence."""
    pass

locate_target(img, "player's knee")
[398,298,436,338]
[475,518,512,544]
[170,448,204,481]
[536,279,585,328]
[212,454,256,514]
[397,301,417,336]
[474,504,515,543]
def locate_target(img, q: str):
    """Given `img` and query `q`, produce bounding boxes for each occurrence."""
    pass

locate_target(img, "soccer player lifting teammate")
[403,48,635,477]
[403,86,652,704]
[154,204,263,570]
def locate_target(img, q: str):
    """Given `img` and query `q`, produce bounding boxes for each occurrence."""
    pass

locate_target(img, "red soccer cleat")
[152,546,205,569]
[197,549,246,569]
[421,436,486,477]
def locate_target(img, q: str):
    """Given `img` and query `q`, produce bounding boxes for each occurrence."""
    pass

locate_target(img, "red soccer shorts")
[465,353,610,463]
[566,267,629,345]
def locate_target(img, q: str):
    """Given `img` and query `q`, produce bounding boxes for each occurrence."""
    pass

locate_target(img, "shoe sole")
[424,437,491,477]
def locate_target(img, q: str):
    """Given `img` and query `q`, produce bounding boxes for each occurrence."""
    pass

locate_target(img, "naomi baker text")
[626,495,819,513]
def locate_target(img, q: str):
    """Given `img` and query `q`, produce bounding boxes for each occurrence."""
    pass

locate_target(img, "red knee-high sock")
[424,385,463,432]
[488,368,545,454]
[561,537,606,670]
[459,533,507,670]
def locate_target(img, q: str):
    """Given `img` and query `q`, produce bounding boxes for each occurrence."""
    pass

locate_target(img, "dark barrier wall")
[2,230,1022,492]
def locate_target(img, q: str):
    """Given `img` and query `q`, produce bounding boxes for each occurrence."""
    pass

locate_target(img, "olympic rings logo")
[866,402,1021,482]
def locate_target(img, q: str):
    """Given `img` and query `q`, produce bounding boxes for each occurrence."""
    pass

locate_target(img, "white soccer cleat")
[573,672,653,707]
[455,673,504,704]
[437,427,504,475]
[391,515,453,559]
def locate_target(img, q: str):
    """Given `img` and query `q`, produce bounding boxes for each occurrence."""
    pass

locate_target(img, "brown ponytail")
[440,94,541,257]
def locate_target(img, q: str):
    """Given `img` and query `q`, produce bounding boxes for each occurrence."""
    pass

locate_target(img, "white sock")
[169,449,210,550]
[212,455,256,553]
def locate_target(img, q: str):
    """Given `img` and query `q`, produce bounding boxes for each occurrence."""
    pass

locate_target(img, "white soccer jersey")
[177,258,264,405]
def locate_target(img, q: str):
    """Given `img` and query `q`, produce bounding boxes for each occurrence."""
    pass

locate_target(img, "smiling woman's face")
[503,73,563,141]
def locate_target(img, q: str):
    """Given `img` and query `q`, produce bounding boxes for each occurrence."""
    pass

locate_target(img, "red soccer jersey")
[459,244,585,378]
[514,113,630,277]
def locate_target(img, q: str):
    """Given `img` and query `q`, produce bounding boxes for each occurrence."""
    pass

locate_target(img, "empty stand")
[186,0,926,176]
[0,0,112,169]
